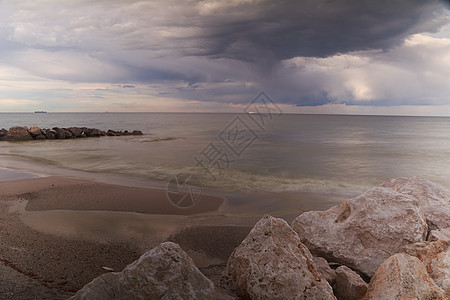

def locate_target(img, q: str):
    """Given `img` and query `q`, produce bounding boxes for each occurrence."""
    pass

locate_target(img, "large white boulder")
[381,177,450,235]
[223,215,335,300]
[70,242,215,300]
[292,187,428,277]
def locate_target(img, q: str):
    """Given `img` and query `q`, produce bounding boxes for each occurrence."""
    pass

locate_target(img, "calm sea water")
[1,112,450,209]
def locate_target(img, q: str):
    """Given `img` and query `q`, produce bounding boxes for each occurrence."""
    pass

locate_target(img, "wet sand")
[5,176,225,215]
[0,176,251,299]
[0,172,347,299]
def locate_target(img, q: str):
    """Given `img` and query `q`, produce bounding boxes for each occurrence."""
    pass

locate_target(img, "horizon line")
[1,111,450,118]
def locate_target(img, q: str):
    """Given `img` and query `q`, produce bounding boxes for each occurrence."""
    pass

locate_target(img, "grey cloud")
[1,0,450,109]
[188,0,448,61]
[6,1,447,60]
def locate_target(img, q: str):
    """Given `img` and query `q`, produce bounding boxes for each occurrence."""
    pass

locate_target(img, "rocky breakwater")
[71,177,449,299]
[0,126,143,141]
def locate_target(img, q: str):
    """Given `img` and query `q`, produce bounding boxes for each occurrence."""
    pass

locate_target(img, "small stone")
[334,266,367,300]
[428,228,450,242]
[313,256,336,285]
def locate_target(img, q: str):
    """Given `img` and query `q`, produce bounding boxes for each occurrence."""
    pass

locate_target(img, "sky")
[1,0,450,115]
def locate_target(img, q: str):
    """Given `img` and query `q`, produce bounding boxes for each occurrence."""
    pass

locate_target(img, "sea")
[1,112,450,215]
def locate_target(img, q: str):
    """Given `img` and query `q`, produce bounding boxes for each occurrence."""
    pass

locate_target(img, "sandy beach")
[0,175,251,299]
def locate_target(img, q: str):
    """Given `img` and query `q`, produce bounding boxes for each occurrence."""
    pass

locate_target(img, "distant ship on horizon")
[34,111,47,113]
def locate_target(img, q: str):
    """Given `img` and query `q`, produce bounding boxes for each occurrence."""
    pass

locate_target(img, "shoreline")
[0,175,244,299]
[2,165,447,298]
[0,161,354,299]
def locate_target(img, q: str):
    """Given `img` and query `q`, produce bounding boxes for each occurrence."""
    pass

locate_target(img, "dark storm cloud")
[1,0,450,111]
[191,0,448,61]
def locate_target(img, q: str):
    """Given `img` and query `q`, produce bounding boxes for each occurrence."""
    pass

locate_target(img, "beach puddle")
[21,210,184,247]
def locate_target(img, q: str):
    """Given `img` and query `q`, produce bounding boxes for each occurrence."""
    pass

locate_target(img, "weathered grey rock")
[292,187,428,277]
[364,253,445,300]
[313,256,336,285]
[35,134,46,140]
[28,126,43,138]
[1,125,142,141]
[381,177,450,232]
[68,127,85,138]
[53,127,73,139]
[334,266,367,300]
[0,128,7,141]
[85,128,102,137]
[404,240,450,298]
[428,228,450,242]
[70,242,215,300]
[44,129,57,139]
[5,126,33,141]
[107,129,117,136]
[224,215,335,300]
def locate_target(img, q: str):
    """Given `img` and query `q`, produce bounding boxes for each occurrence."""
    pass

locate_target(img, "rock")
[404,240,450,297]
[44,129,57,139]
[85,128,102,137]
[132,130,143,135]
[5,126,33,141]
[53,127,73,139]
[28,126,43,138]
[91,129,102,137]
[0,126,143,141]
[334,266,368,300]
[428,228,450,242]
[364,253,445,300]
[0,128,7,141]
[68,127,85,138]
[223,215,335,300]
[35,134,46,140]
[292,187,428,277]
[107,129,117,136]
[313,256,336,285]
[381,177,450,232]
[70,242,215,300]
